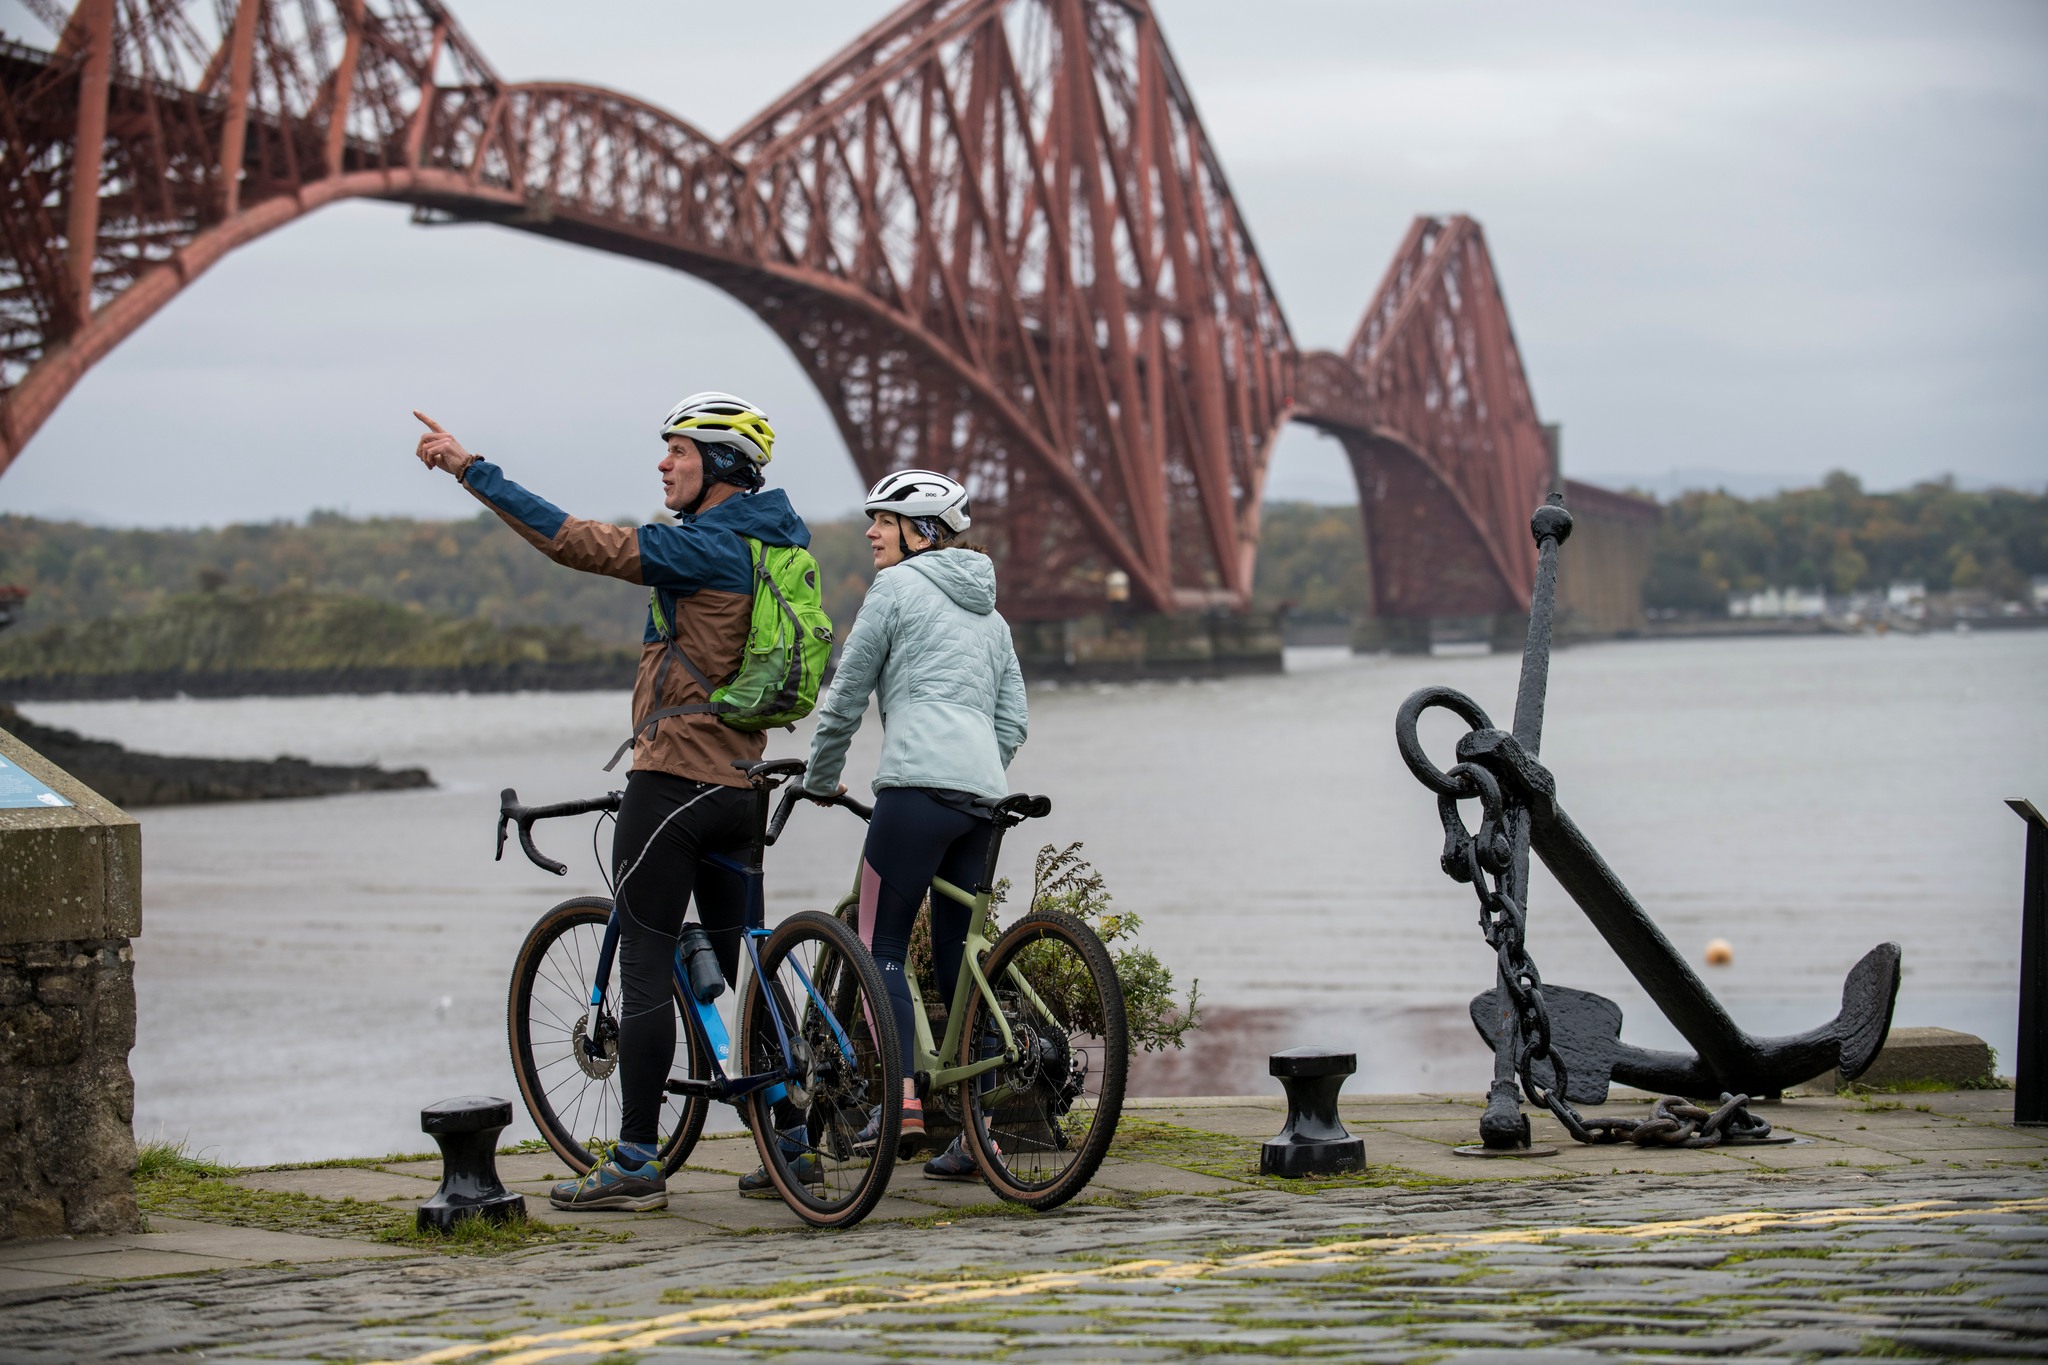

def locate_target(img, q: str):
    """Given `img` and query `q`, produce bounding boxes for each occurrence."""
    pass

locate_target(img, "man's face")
[660,435,704,512]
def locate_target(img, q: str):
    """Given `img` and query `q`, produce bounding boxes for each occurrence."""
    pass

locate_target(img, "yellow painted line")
[365,1196,2048,1365]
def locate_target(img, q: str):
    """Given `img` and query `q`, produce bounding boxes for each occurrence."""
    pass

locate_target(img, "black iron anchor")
[1394,494,1902,1149]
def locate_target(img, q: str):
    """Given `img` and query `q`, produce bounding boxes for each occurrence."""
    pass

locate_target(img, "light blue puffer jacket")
[804,549,1028,802]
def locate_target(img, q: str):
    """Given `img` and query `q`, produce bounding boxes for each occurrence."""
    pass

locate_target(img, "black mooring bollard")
[2011,800,2048,1126]
[417,1096,526,1233]
[1261,1048,1366,1177]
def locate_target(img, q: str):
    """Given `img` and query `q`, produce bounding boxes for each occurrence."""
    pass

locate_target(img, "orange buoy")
[1704,938,1734,966]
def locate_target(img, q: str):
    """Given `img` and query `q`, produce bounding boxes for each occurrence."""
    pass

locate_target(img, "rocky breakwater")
[0,727,142,1238]
[0,705,431,807]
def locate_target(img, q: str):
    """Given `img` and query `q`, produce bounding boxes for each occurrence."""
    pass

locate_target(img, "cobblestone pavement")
[2,1090,2045,1363]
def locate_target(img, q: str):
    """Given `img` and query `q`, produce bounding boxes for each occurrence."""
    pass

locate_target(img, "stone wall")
[0,729,142,1239]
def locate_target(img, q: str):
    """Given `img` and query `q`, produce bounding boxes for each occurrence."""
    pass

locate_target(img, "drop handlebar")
[496,788,623,876]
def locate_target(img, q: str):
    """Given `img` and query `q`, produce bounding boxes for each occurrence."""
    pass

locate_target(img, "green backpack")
[605,537,835,770]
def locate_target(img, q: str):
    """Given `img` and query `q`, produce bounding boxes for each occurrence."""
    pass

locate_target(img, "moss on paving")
[1109,1116,1488,1193]
[135,1140,621,1254]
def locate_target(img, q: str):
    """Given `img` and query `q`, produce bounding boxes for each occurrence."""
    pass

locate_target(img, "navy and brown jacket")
[458,459,811,788]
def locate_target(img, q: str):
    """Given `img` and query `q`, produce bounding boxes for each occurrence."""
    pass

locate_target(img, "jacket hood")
[900,548,998,614]
[693,487,808,548]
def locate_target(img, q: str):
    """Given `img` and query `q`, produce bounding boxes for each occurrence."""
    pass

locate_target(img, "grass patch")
[660,1277,839,1304]
[134,1139,619,1254]
[1717,1244,1837,1267]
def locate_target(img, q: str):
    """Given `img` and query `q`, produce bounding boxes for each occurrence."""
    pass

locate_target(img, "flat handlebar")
[496,788,622,876]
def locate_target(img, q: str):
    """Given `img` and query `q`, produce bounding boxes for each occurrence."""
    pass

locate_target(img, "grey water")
[22,629,2044,1165]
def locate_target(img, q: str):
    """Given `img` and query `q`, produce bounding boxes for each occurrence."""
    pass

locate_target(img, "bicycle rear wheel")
[738,910,900,1229]
[958,908,1127,1210]
[508,896,708,1176]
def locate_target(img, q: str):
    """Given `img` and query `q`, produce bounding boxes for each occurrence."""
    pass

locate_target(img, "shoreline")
[0,659,635,703]
[0,704,432,807]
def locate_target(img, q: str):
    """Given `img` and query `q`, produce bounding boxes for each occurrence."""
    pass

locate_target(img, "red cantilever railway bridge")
[1,0,1613,630]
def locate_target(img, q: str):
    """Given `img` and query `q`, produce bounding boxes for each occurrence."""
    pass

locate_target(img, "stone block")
[0,729,140,945]
[0,732,141,1239]
[1802,1027,1996,1092]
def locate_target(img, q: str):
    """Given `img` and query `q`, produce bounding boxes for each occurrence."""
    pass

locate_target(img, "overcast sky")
[2,0,2042,527]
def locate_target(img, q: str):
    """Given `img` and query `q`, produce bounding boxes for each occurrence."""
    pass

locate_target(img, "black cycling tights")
[856,788,996,1078]
[611,770,754,1145]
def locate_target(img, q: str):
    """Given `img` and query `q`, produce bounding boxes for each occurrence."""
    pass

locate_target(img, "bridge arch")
[2,2,1554,628]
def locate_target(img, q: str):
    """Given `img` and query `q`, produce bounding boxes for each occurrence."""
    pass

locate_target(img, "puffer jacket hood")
[900,547,997,614]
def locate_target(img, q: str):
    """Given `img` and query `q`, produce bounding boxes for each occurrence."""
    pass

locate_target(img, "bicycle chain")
[1436,763,1771,1149]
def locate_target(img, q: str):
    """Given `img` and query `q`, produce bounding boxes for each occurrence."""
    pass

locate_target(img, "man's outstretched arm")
[415,410,643,582]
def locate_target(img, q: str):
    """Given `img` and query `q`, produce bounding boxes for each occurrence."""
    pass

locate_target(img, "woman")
[803,468,1028,1179]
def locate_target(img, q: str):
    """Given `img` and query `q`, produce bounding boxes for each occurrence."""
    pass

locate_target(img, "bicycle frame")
[574,780,857,1112]
[827,810,1057,1092]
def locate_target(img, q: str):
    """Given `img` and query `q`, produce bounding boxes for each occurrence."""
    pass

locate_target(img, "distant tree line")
[1250,476,2048,620]
[0,509,877,647]
[3,475,2040,660]
[1643,473,2046,612]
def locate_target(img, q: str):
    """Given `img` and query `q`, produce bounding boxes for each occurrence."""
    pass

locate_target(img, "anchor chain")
[1434,753,1772,1149]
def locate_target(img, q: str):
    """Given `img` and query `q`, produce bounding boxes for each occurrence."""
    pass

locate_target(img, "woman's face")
[866,511,932,569]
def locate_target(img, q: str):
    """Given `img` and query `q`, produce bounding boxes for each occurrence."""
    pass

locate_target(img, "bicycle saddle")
[734,758,807,785]
[993,793,1052,823]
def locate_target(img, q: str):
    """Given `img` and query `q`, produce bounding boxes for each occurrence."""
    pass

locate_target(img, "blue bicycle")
[500,758,902,1228]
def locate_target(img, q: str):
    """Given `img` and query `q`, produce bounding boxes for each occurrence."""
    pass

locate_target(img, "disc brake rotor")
[571,1013,618,1081]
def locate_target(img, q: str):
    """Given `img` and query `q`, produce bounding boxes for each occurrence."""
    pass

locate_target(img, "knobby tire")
[738,910,901,1229]
[958,908,1127,1210]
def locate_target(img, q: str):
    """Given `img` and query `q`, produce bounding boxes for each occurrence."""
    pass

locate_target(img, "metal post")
[60,0,114,329]
[1476,493,1574,1150]
[2010,799,2048,1126]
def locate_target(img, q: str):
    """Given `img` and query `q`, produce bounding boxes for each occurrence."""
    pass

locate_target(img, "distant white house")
[2034,576,2048,612]
[1729,586,1826,619]
[1888,581,1928,620]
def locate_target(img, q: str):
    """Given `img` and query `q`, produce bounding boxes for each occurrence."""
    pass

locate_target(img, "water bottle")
[678,923,725,1004]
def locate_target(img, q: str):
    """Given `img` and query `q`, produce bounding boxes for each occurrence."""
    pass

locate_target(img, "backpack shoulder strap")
[606,577,736,772]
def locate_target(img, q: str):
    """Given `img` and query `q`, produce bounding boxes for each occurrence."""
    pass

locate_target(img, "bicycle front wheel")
[958,908,1128,1210]
[738,910,900,1229]
[508,896,708,1176]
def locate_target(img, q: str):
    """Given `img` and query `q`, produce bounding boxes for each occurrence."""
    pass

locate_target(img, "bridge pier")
[1350,613,1530,656]
[1011,613,1284,682]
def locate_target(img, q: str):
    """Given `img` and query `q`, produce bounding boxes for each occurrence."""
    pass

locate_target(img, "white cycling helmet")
[659,391,775,465]
[863,468,972,534]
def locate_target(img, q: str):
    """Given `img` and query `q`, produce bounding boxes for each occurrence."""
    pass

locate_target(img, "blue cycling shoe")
[551,1153,667,1211]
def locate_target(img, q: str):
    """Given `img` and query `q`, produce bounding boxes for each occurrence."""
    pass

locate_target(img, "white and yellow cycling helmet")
[659,391,776,465]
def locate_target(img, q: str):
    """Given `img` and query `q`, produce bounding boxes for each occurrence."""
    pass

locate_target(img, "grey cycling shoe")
[738,1154,819,1196]
[922,1135,985,1182]
[551,1155,667,1211]
[739,1126,819,1197]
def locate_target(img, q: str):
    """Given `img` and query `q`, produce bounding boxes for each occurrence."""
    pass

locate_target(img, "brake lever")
[495,788,516,862]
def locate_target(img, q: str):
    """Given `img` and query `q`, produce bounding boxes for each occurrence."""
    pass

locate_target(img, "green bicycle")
[801,788,1128,1210]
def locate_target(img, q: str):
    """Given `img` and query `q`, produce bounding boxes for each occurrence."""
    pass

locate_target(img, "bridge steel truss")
[1,0,1554,625]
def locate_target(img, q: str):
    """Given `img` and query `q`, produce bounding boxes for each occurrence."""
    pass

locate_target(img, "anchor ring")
[1395,686,1497,797]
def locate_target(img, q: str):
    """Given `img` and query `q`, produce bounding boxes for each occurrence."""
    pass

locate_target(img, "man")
[413,391,806,1210]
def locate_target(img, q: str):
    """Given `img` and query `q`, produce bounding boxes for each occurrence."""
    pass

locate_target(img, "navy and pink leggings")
[853,787,996,1076]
